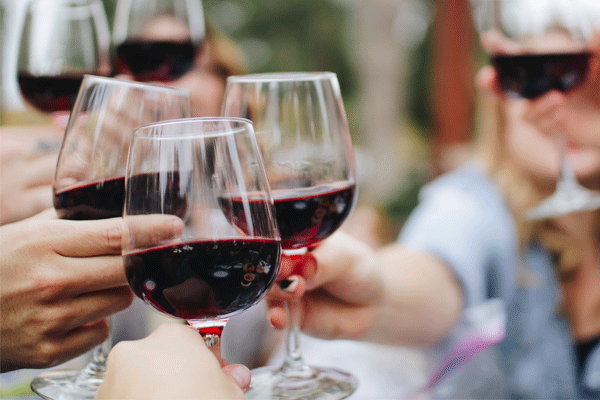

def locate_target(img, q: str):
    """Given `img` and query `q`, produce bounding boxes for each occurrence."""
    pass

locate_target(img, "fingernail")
[279,276,299,292]
[172,219,184,235]
[228,365,251,389]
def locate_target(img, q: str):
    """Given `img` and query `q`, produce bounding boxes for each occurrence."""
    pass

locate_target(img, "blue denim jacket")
[400,163,600,399]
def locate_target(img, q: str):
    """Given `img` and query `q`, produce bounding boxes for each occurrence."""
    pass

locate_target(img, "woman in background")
[267,30,600,400]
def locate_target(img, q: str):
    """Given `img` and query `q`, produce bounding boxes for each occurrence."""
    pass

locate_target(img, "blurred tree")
[202,0,356,98]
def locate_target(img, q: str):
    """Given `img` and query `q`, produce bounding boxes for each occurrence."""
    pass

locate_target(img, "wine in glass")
[471,0,600,219]
[31,75,191,400]
[17,0,111,114]
[122,117,281,363]
[112,0,205,82]
[222,72,359,399]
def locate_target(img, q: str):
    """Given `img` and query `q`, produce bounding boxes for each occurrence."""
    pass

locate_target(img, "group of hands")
[2,39,600,399]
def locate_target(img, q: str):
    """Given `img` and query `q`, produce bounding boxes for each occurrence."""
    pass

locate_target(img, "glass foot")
[246,364,358,400]
[31,367,104,400]
[525,188,600,220]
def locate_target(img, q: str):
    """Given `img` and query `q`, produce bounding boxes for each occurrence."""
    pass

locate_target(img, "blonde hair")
[202,24,248,79]
[472,93,583,280]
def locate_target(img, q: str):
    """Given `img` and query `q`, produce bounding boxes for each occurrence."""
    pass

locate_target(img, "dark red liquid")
[492,52,592,99]
[114,40,200,82]
[54,176,125,220]
[220,182,356,250]
[124,238,280,319]
[54,172,188,220]
[17,73,84,112]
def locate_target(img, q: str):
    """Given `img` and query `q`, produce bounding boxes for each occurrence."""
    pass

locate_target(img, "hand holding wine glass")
[30,76,191,400]
[96,323,249,400]
[522,32,600,149]
[471,0,600,219]
[122,117,280,365]
[222,72,359,399]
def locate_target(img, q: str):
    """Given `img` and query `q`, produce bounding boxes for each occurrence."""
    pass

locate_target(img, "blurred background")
[1,0,484,246]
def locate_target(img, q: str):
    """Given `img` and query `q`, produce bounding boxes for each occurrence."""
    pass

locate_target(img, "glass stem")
[75,317,112,382]
[189,319,228,362]
[556,135,580,191]
[282,299,306,368]
[279,248,312,377]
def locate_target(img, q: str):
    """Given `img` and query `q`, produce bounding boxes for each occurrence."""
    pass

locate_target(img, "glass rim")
[131,117,255,139]
[81,74,191,97]
[227,71,337,83]
[28,0,99,5]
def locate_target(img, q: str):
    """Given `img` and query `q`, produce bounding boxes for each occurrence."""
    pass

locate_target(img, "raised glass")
[223,72,359,399]
[17,0,110,113]
[112,0,205,82]
[471,0,600,219]
[122,117,281,364]
[31,75,191,400]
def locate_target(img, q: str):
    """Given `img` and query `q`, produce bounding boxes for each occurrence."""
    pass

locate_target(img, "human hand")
[477,31,600,148]
[267,231,383,340]
[0,125,63,225]
[0,211,183,372]
[522,37,600,148]
[96,323,249,400]
[523,90,600,148]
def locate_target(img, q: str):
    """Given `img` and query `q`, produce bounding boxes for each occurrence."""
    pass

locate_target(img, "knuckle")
[104,221,125,253]
[31,270,69,302]
[35,341,62,368]
[34,308,67,334]
[113,287,135,310]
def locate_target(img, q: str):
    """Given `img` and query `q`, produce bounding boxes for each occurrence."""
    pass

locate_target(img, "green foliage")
[384,169,428,223]
[202,0,356,98]
[405,25,433,138]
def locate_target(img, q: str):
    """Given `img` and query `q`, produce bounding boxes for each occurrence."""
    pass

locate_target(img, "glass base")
[525,187,600,220]
[246,364,358,400]
[31,367,104,400]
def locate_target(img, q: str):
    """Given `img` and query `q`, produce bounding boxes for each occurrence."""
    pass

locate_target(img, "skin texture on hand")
[266,231,463,347]
[96,323,248,400]
[267,232,383,338]
[0,211,183,372]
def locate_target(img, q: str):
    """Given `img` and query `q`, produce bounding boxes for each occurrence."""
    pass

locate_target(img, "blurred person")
[113,13,246,118]
[522,32,600,148]
[96,323,250,400]
[266,25,600,400]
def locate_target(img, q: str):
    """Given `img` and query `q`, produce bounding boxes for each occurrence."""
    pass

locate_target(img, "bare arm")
[267,232,463,348]
[364,244,463,346]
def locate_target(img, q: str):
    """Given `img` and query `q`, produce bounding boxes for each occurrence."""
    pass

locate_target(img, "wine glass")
[471,0,600,219]
[17,0,111,114]
[122,117,281,364]
[112,0,205,82]
[31,75,191,400]
[222,72,359,399]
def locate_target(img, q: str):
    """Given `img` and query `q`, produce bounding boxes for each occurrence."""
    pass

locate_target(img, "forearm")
[361,245,463,347]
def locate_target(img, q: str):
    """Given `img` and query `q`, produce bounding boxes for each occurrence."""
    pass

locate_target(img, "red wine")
[17,73,84,112]
[54,171,188,220]
[220,182,356,250]
[54,176,125,220]
[124,238,280,319]
[114,40,200,82]
[492,52,592,99]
